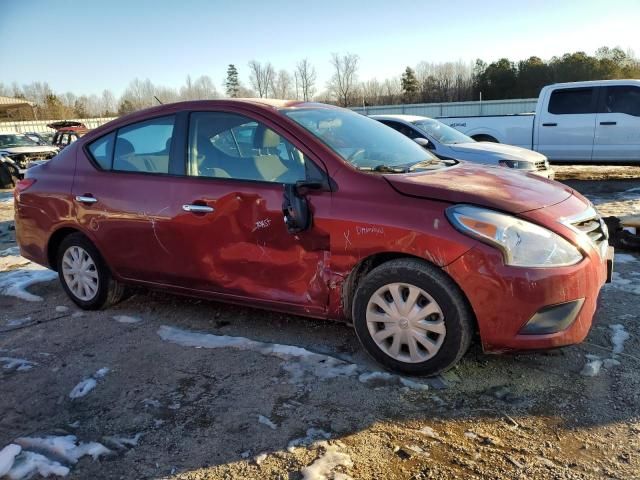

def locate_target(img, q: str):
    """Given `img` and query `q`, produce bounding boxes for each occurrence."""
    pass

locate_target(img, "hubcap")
[61,246,99,301]
[366,282,446,363]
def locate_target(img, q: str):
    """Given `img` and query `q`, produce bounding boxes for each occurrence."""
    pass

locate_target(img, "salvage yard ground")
[1,166,639,479]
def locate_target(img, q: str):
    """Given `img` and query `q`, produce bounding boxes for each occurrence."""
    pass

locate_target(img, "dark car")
[14,100,612,375]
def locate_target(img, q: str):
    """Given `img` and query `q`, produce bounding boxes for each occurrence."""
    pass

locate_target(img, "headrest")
[114,138,134,157]
[258,128,280,149]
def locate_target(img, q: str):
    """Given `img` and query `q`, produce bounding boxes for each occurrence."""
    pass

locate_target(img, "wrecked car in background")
[0,132,58,183]
[14,99,613,376]
[48,121,89,150]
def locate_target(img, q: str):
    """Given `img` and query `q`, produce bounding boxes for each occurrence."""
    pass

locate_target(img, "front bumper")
[444,241,609,352]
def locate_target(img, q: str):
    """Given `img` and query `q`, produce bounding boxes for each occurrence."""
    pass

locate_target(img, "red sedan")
[14,99,612,375]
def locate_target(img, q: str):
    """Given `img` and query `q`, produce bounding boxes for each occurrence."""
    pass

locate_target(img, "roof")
[547,79,640,89]
[369,114,430,122]
[0,96,35,107]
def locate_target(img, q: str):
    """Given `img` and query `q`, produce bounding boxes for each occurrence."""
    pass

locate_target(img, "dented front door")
[155,177,332,316]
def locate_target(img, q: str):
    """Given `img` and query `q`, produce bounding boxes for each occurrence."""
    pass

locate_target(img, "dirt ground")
[1,165,639,479]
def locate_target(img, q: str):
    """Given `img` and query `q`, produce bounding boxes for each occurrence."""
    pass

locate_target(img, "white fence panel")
[352,98,538,117]
[0,117,117,133]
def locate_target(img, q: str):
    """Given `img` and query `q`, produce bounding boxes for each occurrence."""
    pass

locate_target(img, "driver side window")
[188,112,307,184]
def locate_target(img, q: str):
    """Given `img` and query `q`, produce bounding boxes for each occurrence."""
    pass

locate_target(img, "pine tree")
[225,64,240,98]
[401,67,419,103]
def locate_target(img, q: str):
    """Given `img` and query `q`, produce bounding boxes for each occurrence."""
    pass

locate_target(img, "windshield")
[0,134,38,148]
[283,107,438,170]
[412,119,474,145]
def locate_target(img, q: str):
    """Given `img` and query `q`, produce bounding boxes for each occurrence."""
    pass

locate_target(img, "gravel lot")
[1,165,639,479]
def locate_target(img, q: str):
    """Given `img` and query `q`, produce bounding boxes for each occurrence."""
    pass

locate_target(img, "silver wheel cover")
[366,282,446,363]
[61,246,99,301]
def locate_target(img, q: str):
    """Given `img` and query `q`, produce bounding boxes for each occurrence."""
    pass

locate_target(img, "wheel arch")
[47,226,109,272]
[340,252,478,333]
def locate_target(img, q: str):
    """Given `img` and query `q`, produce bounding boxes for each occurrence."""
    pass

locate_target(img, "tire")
[56,233,126,310]
[352,258,474,376]
[0,163,14,189]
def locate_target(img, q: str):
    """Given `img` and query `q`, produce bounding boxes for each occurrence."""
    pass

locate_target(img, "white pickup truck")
[438,80,640,162]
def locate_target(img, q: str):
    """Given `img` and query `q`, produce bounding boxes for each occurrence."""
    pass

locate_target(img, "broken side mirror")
[283,183,312,234]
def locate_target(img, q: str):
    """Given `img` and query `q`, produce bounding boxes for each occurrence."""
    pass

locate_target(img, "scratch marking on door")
[252,218,272,232]
[145,207,170,255]
[343,230,352,251]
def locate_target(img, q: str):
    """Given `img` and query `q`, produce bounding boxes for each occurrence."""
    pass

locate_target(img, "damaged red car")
[14,100,613,375]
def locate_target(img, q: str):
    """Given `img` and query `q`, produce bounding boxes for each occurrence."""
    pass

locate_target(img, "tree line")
[1,46,638,120]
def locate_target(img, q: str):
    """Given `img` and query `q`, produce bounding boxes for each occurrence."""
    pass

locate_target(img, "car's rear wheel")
[57,233,126,310]
[352,258,474,376]
[0,163,15,188]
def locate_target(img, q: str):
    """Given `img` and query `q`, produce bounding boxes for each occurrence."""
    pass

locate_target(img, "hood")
[384,162,572,214]
[0,146,58,155]
[448,142,546,162]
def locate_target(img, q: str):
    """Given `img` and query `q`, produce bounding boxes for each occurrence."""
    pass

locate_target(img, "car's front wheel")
[57,233,126,310]
[352,258,474,376]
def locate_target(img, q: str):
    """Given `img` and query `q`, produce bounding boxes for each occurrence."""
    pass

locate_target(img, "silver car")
[371,114,554,179]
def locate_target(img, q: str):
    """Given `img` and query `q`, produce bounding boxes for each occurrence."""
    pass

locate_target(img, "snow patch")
[419,426,441,440]
[55,305,69,313]
[71,311,84,318]
[6,451,69,479]
[615,253,639,264]
[158,325,432,389]
[69,367,110,399]
[158,325,360,383]
[257,415,277,430]
[1,357,36,372]
[0,246,20,257]
[0,444,21,476]
[102,433,142,450]
[0,264,57,301]
[254,452,267,465]
[301,445,353,480]
[113,315,142,324]
[580,355,603,377]
[287,428,332,452]
[14,435,111,464]
[610,324,630,355]
[5,316,31,327]
[69,378,97,399]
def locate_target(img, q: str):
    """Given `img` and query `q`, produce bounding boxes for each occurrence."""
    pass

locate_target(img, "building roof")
[0,96,35,107]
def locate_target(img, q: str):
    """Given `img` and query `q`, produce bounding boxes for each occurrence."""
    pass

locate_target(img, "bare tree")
[121,78,155,110]
[101,89,116,115]
[361,78,385,106]
[295,58,317,101]
[271,70,293,99]
[328,53,359,107]
[248,60,276,98]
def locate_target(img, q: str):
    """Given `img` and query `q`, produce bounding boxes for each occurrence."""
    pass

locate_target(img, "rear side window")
[602,86,640,116]
[86,116,176,173]
[548,88,595,115]
[114,116,175,174]
[87,132,115,170]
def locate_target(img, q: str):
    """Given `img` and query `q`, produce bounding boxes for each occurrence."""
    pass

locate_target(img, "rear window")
[602,86,640,117]
[87,132,115,170]
[548,88,595,115]
[85,116,175,174]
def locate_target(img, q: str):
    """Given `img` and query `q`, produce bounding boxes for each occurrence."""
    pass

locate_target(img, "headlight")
[498,159,534,170]
[446,205,583,267]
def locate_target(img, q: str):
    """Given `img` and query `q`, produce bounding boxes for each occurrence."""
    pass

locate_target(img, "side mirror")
[282,184,312,234]
[294,179,325,195]
[413,137,433,149]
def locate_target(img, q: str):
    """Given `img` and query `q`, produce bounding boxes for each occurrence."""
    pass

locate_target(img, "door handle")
[599,121,617,125]
[182,204,214,213]
[75,195,97,204]
[542,123,557,127]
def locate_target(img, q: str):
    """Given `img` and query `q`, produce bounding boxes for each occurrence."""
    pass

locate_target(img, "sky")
[1,0,639,98]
